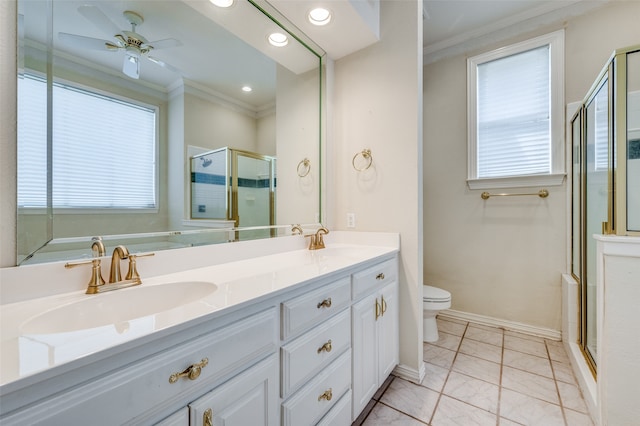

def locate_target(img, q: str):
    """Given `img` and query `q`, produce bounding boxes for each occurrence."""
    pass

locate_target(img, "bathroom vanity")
[0,233,399,425]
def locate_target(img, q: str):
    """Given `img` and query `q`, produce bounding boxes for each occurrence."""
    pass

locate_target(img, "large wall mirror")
[17,0,324,265]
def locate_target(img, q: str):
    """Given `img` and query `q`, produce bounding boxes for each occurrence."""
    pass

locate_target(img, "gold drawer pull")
[317,298,332,309]
[318,388,333,401]
[375,299,381,320]
[317,339,332,354]
[169,358,209,383]
[376,273,385,280]
[203,408,213,426]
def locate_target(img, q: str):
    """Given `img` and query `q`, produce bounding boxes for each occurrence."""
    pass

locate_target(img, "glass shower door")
[232,150,275,240]
[583,73,610,367]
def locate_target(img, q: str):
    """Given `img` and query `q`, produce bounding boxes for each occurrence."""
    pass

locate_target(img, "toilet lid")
[423,285,451,301]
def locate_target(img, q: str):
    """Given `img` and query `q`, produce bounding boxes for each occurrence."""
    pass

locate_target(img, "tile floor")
[353,317,593,426]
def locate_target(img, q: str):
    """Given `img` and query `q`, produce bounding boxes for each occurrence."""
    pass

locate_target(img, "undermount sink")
[20,281,218,334]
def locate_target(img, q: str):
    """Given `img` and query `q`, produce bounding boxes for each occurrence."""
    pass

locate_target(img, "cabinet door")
[378,281,399,381]
[189,355,278,426]
[351,293,378,421]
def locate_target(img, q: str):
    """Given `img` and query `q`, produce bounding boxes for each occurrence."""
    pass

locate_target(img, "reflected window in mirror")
[18,74,157,210]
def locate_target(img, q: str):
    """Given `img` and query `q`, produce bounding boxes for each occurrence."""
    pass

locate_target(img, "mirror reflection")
[17,0,324,265]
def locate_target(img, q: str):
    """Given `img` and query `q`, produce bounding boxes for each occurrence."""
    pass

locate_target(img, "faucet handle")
[65,258,106,294]
[125,252,155,282]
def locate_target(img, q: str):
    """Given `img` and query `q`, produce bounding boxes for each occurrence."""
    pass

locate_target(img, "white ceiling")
[422,0,610,64]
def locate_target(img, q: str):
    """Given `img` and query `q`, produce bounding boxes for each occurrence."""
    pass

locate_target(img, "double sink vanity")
[0,231,400,425]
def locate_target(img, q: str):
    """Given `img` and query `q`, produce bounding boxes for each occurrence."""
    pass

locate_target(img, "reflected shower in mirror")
[16,0,324,265]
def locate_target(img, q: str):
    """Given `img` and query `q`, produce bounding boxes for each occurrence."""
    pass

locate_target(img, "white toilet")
[423,285,452,342]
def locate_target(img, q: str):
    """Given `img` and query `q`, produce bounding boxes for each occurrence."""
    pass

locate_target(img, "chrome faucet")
[305,226,329,250]
[65,242,154,294]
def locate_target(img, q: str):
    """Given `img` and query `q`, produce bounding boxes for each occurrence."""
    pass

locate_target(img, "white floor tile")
[362,403,426,426]
[503,348,553,378]
[437,318,468,336]
[432,331,463,351]
[504,334,548,358]
[557,381,589,413]
[379,377,439,424]
[465,326,504,347]
[420,361,449,392]
[500,388,565,426]
[424,343,457,369]
[501,366,559,404]
[459,338,503,363]
[431,395,496,426]
[452,353,501,385]
[442,371,499,413]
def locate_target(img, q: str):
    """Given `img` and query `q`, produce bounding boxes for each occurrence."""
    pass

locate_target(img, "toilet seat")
[423,285,451,302]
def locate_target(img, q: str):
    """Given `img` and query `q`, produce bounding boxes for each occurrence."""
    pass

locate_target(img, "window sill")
[467,173,566,190]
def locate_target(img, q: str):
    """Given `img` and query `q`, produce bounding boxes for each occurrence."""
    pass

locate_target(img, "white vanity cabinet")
[0,307,278,426]
[189,354,279,426]
[0,244,400,426]
[279,277,352,426]
[351,259,399,420]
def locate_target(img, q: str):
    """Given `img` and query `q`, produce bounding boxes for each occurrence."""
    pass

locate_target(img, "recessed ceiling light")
[242,86,252,92]
[209,0,234,7]
[308,7,331,26]
[268,32,288,47]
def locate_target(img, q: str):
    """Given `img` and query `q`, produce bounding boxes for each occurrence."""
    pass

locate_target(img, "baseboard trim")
[440,309,562,341]
[393,362,425,384]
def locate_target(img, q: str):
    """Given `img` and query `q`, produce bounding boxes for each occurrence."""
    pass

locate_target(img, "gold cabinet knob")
[318,388,333,401]
[169,358,209,383]
[203,408,213,426]
[376,273,385,280]
[317,298,332,309]
[317,339,332,354]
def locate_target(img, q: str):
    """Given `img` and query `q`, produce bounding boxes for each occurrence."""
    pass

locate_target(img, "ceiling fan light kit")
[57,6,181,79]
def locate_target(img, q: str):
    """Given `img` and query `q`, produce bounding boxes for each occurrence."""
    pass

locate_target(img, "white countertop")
[0,236,399,389]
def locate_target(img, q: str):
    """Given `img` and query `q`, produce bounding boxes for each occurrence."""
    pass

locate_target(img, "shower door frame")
[230,149,276,238]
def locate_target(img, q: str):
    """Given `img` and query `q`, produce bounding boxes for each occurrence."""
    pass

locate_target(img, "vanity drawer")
[281,308,350,397]
[9,308,278,426]
[352,258,397,300]
[316,389,352,426]
[281,277,351,339]
[281,350,351,426]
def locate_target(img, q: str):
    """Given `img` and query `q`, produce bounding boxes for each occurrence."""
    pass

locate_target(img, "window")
[18,74,157,209]
[467,30,565,189]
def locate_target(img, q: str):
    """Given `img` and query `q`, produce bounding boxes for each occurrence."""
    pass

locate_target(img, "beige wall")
[332,0,423,376]
[0,0,16,267]
[423,0,640,331]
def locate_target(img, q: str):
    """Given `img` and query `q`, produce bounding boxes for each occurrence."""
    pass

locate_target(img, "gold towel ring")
[297,158,311,177]
[352,149,373,171]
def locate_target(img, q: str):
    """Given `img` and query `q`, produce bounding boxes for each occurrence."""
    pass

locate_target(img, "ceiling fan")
[58,5,182,79]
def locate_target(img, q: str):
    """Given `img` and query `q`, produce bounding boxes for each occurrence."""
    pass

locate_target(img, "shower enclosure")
[191,147,276,239]
[570,45,640,375]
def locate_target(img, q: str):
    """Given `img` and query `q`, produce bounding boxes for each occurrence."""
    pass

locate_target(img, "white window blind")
[18,74,157,209]
[477,45,550,178]
[467,30,564,189]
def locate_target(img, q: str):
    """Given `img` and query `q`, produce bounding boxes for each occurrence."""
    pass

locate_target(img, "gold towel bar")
[481,189,549,200]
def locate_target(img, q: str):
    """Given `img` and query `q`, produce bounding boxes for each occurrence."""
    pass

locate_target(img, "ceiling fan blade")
[146,56,180,73]
[78,5,122,37]
[122,55,140,79]
[145,38,182,50]
[58,32,114,50]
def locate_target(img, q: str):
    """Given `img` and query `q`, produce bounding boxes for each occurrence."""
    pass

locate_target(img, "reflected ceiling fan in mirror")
[58,5,182,79]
